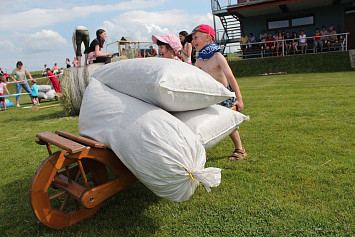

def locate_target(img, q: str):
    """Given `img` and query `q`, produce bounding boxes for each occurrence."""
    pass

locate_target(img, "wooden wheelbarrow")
[29,130,137,229]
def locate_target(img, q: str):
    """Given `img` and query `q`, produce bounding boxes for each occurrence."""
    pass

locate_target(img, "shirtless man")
[186,24,247,160]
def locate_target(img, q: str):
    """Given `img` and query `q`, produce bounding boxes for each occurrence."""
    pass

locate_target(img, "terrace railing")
[224,32,350,61]
[211,0,274,11]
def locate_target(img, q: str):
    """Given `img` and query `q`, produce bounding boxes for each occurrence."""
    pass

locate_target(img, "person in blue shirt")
[31,80,39,105]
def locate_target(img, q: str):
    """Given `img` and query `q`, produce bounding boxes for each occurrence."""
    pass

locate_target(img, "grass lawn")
[0,71,354,236]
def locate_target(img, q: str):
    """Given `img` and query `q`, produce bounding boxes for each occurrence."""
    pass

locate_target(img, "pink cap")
[152,33,182,53]
[185,24,216,42]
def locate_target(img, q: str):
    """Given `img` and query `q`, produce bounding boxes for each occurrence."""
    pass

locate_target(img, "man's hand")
[233,98,244,111]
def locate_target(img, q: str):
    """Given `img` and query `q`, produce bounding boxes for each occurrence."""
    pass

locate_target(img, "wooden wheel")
[29,150,108,229]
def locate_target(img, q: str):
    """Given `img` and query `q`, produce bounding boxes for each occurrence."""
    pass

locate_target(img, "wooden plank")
[36,132,87,153]
[55,130,107,149]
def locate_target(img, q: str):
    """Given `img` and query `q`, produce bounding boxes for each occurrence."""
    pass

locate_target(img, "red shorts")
[0,93,4,102]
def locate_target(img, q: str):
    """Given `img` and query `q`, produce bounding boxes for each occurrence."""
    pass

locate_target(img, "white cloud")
[102,9,215,46]
[17,30,68,54]
[0,0,166,31]
[0,40,16,51]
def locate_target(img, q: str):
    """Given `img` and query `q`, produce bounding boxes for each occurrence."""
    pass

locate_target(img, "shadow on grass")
[1,178,159,236]
[27,110,68,121]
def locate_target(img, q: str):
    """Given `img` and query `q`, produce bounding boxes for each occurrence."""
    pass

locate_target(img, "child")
[185,24,247,160]
[0,75,11,111]
[152,33,182,60]
[31,79,39,105]
[46,68,62,93]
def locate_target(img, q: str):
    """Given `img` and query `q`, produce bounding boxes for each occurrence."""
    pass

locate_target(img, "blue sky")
[0,0,217,72]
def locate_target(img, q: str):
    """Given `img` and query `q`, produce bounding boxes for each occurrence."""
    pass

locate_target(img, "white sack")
[37,92,47,99]
[37,85,52,92]
[172,105,249,150]
[79,78,221,202]
[45,89,56,100]
[91,57,235,111]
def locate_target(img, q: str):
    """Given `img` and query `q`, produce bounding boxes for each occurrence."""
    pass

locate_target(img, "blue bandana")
[198,42,221,60]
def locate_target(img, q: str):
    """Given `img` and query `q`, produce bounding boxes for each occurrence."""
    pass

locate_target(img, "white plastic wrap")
[79,79,221,202]
[45,90,56,100]
[172,105,249,150]
[37,85,52,92]
[91,57,235,111]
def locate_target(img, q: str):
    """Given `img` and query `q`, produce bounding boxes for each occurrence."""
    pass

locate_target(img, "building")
[212,0,355,53]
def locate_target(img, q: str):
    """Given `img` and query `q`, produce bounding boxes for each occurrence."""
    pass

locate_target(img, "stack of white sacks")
[37,85,56,100]
[79,58,249,202]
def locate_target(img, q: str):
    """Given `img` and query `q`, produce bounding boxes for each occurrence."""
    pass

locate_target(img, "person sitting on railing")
[326,25,338,50]
[265,33,275,56]
[292,31,299,54]
[284,32,292,55]
[299,30,308,54]
[239,33,249,52]
[259,29,267,46]
[320,26,328,45]
[248,33,256,48]
[276,32,284,56]
[313,28,323,53]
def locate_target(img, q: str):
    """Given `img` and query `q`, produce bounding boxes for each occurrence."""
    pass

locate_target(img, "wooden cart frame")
[29,130,137,229]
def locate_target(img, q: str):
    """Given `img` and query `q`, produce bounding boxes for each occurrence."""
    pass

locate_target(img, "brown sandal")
[228,147,247,161]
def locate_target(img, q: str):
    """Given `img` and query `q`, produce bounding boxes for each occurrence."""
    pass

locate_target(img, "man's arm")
[216,53,244,111]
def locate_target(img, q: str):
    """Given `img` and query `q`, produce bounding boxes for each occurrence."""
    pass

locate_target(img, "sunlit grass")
[0,71,354,236]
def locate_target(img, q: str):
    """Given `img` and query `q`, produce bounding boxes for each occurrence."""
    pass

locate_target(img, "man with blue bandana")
[186,24,247,161]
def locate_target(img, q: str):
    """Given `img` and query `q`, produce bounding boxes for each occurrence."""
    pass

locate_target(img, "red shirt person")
[46,68,62,93]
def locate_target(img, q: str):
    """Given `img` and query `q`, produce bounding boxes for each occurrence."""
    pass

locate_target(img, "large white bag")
[79,78,221,202]
[91,57,235,111]
[172,105,249,150]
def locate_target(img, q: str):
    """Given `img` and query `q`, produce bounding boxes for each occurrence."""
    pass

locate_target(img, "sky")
[0,0,220,72]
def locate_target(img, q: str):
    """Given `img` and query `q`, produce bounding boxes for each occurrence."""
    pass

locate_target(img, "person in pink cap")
[186,24,247,161]
[152,33,182,60]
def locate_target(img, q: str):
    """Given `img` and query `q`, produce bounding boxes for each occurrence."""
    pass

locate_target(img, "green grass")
[0,71,354,236]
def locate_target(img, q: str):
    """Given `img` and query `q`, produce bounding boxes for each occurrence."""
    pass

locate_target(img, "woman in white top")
[179,31,192,64]
[11,61,33,107]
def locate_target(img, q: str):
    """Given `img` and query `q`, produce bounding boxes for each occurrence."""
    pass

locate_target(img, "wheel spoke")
[59,194,70,212]
[49,191,66,200]
[78,160,90,189]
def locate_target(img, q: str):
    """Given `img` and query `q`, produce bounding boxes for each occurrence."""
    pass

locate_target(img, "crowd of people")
[240,24,344,56]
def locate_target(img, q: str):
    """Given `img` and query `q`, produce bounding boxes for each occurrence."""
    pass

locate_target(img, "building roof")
[213,0,355,18]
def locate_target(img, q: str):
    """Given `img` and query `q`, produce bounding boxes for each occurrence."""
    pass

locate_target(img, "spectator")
[299,30,308,54]
[259,29,267,43]
[88,29,114,64]
[152,33,182,60]
[41,64,47,76]
[292,31,299,54]
[284,32,292,55]
[73,57,78,67]
[179,31,192,64]
[276,31,284,56]
[313,28,323,52]
[248,33,256,47]
[148,46,157,57]
[273,31,278,40]
[72,26,90,66]
[66,58,71,68]
[0,75,11,111]
[265,33,275,56]
[239,32,249,51]
[46,68,62,93]
[327,25,338,50]
[320,25,328,44]
[11,61,33,107]
[53,63,58,74]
